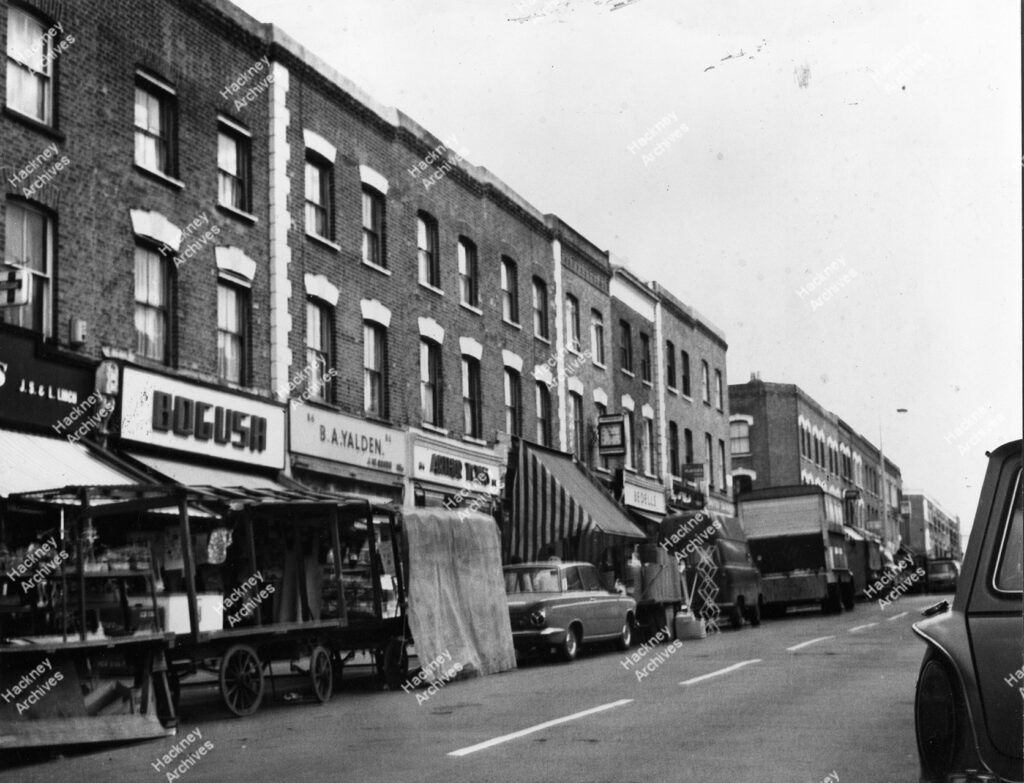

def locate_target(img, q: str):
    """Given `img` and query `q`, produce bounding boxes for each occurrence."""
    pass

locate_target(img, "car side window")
[578,565,602,591]
[564,566,584,592]
[994,470,1022,593]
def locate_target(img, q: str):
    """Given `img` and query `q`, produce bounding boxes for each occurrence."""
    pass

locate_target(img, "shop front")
[288,402,407,504]
[407,429,503,511]
[621,472,667,536]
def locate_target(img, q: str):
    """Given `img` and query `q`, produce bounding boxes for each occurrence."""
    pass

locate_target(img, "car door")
[964,457,1022,762]
[579,564,617,635]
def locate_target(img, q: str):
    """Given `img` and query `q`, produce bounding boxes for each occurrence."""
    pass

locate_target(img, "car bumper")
[511,627,566,649]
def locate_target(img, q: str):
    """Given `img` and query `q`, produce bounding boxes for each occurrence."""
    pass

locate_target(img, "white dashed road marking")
[849,623,878,633]
[679,659,761,686]
[448,698,633,757]
[886,612,908,621]
[786,636,836,652]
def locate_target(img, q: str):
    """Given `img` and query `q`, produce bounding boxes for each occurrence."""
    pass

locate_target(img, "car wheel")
[558,626,580,662]
[615,617,633,651]
[746,600,762,627]
[729,602,744,629]
[915,648,968,781]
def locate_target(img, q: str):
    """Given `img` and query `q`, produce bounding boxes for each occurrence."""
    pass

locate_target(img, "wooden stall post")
[244,510,261,627]
[329,505,347,626]
[367,505,382,619]
[179,496,199,637]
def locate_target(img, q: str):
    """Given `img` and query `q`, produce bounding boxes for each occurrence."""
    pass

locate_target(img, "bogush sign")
[118,366,285,469]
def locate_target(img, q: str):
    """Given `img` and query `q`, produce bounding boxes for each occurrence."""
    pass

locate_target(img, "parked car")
[913,439,1023,783]
[503,561,637,661]
[924,558,960,593]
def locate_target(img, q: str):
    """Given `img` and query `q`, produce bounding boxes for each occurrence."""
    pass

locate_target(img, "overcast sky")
[234,0,1022,534]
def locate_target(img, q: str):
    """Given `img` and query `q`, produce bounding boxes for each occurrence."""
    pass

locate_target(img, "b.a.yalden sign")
[119,367,285,469]
[289,402,406,475]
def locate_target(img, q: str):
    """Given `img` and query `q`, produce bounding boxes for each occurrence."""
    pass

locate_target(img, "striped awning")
[509,442,646,562]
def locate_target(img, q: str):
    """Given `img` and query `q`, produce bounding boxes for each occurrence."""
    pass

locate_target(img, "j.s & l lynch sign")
[119,367,285,469]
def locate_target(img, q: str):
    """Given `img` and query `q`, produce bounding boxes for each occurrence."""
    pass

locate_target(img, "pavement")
[1,593,944,782]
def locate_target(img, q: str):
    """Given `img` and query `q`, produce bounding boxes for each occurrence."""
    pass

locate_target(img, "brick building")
[728,377,903,552]
[902,492,962,560]
[1,0,733,544]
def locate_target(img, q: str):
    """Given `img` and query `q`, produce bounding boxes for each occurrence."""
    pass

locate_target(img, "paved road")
[3,594,942,782]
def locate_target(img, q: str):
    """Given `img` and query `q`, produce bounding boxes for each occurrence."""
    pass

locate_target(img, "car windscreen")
[928,562,957,575]
[504,568,562,594]
[718,539,751,566]
[994,470,1023,593]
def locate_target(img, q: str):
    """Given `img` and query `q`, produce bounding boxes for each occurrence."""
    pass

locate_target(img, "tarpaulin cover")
[403,508,516,682]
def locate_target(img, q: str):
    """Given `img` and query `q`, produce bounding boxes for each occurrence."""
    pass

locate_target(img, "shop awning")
[0,430,143,496]
[123,451,292,493]
[509,442,646,561]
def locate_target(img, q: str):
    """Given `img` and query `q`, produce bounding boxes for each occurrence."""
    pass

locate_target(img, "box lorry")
[737,485,855,615]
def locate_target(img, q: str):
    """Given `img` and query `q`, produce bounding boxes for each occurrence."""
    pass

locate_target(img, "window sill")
[566,346,582,357]
[134,164,185,190]
[534,335,551,345]
[462,435,488,446]
[502,318,522,330]
[703,400,712,407]
[643,472,659,481]
[421,423,449,436]
[217,203,258,224]
[363,260,392,277]
[623,466,638,474]
[642,380,653,388]
[592,360,606,370]
[620,369,635,378]
[667,386,679,395]
[595,466,612,474]
[307,232,341,252]
[681,393,693,402]
[419,281,444,296]
[460,302,483,316]
[3,107,64,142]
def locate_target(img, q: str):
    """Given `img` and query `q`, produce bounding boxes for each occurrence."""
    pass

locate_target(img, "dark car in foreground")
[913,439,1023,783]
[504,561,636,661]
[925,558,961,593]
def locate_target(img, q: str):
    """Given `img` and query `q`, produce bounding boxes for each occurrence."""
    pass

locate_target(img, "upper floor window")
[420,339,443,426]
[665,341,677,389]
[714,369,724,411]
[565,294,581,352]
[500,257,519,323]
[532,277,549,340]
[417,212,440,288]
[217,121,252,213]
[305,299,333,401]
[624,410,635,469]
[6,7,53,124]
[567,392,585,461]
[595,402,610,470]
[3,200,53,337]
[701,360,710,404]
[591,310,605,365]
[217,281,248,383]
[730,421,751,454]
[362,187,386,268]
[304,155,333,240]
[641,417,656,476]
[134,245,172,363]
[135,73,177,176]
[719,439,727,491]
[640,332,652,383]
[535,382,552,446]
[364,322,388,417]
[619,320,633,373]
[462,355,482,438]
[705,432,715,490]
[684,428,694,464]
[680,350,691,396]
[668,421,680,476]
[504,368,522,437]
[458,238,478,307]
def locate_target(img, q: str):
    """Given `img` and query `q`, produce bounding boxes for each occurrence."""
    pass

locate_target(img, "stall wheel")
[219,644,264,717]
[309,645,333,703]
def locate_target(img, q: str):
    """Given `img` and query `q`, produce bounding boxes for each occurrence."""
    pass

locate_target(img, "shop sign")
[679,463,704,482]
[0,329,94,430]
[668,482,705,511]
[622,474,666,514]
[289,402,406,475]
[705,495,736,517]
[412,440,500,495]
[119,367,285,469]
